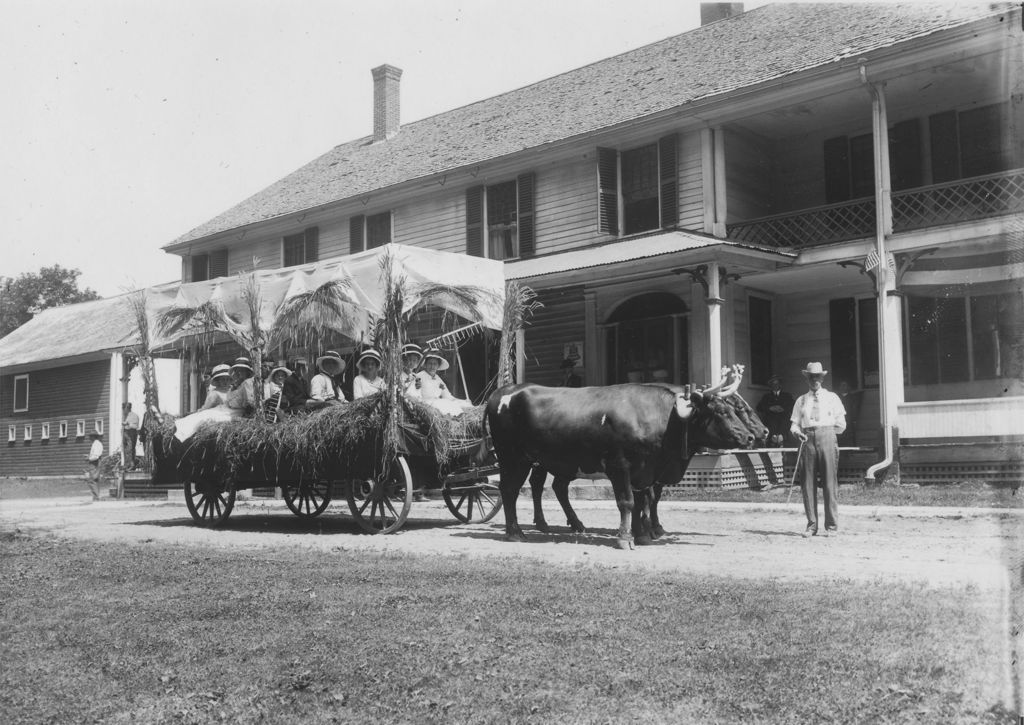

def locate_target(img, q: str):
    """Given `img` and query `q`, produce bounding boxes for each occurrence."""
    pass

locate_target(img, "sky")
[0,0,790,297]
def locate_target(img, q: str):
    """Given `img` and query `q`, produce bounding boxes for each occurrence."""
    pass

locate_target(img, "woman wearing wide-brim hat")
[173,359,253,441]
[415,348,473,416]
[400,343,424,399]
[353,348,386,399]
[311,350,345,403]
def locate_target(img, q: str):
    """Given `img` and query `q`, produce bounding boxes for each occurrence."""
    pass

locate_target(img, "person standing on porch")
[756,375,794,447]
[789,362,846,538]
[122,403,140,470]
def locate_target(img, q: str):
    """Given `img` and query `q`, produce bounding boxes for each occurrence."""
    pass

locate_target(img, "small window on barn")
[41,422,50,440]
[7,425,15,443]
[95,419,104,435]
[76,420,86,438]
[59,420,68,439]
[23,424,32,441]
[13,374,29,412]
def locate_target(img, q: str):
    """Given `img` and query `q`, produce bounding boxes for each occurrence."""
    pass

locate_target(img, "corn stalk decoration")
[125,290,161,416]
[497,282,541,386]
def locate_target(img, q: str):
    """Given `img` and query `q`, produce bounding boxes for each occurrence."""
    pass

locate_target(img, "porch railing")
[726,168,1024,250]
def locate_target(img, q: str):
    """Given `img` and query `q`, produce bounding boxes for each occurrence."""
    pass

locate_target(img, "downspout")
[861,65,896,483]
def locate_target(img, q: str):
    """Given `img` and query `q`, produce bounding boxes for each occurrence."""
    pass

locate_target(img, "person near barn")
[121,403,141,470]
[789,362,847,538]
[85,431,104,501]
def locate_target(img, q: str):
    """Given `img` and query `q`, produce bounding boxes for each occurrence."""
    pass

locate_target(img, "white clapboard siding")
[524,286,586,386]
[899,397,1024,438]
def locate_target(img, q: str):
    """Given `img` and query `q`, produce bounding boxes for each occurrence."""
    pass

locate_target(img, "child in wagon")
[416,348,473,416]
[353,348,387,399]
[400,342,423,399]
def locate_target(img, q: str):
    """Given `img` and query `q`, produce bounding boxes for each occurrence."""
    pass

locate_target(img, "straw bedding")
[149,394,486,485]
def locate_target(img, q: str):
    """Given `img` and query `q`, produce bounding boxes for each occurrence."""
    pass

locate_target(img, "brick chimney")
[371,64,402,142]
[700,2,743,25]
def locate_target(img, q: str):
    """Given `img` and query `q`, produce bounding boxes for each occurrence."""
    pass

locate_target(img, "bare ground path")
[1,495,1020,591]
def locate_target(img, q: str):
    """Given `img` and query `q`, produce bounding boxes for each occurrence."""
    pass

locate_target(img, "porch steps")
[111,471,180,499]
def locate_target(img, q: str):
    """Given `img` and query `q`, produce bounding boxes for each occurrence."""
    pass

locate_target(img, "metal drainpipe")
[861,65,895,483]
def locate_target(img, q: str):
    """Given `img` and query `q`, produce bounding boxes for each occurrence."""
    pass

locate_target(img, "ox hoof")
[651,525,666,539]
[634,534,653,546]
[534,522,551,534]
[617,538,635,551]
[505,532,527,543]
[568,521,587,534]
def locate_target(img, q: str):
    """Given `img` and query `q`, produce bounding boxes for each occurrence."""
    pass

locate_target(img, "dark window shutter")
[209,250,229,279]
[828,298,858,389]
[823,136,850,203]
[658,134,678,229]
[889,119,922,191]
[597,147,619,235]
[516,172,536,259]
[349,215,364,254]
[929,111,960,183]
[466,186,484,257]
[304,227,319,263]
[190,254,209,282]
[849,133,874,200]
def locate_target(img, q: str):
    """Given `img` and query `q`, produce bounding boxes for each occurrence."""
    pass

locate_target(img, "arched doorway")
[603,292,689,384]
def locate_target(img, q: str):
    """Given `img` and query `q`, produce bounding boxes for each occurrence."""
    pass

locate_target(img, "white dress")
[353,374,386,400]
[416,371,473,416]
[173,382,250,442]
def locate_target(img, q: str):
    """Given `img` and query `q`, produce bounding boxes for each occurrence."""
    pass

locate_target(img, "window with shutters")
[825,121,922,203]
[189,250,228,282]
[597,135,677,237]
[465,172,536,260]
[13,374,28,412]
[282,227,319,267]
[930,103,1017,182]
[829,297,879,389]
[349,213,392,253]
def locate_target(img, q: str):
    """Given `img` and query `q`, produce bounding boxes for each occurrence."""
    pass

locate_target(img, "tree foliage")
[0,265,100,338]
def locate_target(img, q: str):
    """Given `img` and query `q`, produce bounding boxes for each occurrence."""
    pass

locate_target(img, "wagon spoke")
[184,480,235,528]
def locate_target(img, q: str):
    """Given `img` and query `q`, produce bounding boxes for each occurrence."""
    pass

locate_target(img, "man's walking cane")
[786,440,805,505]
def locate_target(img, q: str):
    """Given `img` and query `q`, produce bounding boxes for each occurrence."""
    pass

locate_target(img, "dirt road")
[1,494,1020,591]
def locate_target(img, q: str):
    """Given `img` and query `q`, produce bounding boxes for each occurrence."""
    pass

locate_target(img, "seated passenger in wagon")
[173,357,256,441]
[310,350,347,404]
[416,348,473,417]
[353,348,386,399]
[399,342,423,399]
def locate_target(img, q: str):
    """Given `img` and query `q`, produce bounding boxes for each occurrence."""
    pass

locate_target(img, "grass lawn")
[0,533,1015,724]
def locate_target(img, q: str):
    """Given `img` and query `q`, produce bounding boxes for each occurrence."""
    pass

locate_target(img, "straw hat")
[421,348,449,372]
[357,348,383,369]
[401,343,424,366]
[230,357,254,376]
[269,363,291,380]
[800,362,828,378]
[767,374,783,385]
[210,363,232,380]
[316,350,346,376]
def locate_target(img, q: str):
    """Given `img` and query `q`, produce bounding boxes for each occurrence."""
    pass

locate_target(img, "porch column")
[188,344,200,412]
[706,261,723,383]
[584,291,598,385]
[863,69,905,481]
[515,329,526,384]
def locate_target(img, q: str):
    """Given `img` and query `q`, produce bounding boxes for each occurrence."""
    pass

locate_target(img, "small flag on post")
[864,248,880,271]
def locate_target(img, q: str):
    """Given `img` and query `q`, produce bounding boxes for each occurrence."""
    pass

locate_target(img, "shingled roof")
[0,292,144,370]
[168,2,1012,248]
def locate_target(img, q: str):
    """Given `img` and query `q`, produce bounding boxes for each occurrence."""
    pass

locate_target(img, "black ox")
[485,367,764,549]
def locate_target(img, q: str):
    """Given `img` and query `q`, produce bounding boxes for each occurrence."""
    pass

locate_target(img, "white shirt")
[416,371,453,401]
[310,373,339,401]
[353,374,386,399]
[790,388,846,433]
[88,439,104,462]
[123,411,140,430]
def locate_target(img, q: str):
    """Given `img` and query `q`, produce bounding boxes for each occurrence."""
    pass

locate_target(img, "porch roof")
[504,230,794,281]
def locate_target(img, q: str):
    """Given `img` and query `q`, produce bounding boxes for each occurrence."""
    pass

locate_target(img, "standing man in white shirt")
[86,431,104,501]
[790,362,846,538]
[122,403,140,470]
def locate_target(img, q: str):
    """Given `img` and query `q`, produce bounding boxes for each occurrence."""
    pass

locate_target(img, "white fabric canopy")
[147,244,506,349]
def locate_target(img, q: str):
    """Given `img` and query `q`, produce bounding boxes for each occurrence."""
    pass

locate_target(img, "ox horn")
[712,364,744,397]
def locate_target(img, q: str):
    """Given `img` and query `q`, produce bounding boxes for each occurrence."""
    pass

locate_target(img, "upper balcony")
[726,168,1024,250]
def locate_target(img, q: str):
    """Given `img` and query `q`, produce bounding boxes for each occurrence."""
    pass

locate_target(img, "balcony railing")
[727,169,1024,250]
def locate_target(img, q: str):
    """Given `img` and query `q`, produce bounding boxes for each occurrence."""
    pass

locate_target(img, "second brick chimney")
[371,64,402,142]
[700,3,743,25]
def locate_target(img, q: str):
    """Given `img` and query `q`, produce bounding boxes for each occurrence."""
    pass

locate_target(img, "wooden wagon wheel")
[442,473,502,524]
[345,456,413,534]
[184,479,235,527]
[282,479,332,517]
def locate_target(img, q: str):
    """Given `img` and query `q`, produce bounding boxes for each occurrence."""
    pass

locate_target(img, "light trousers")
[799,426,839,531]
